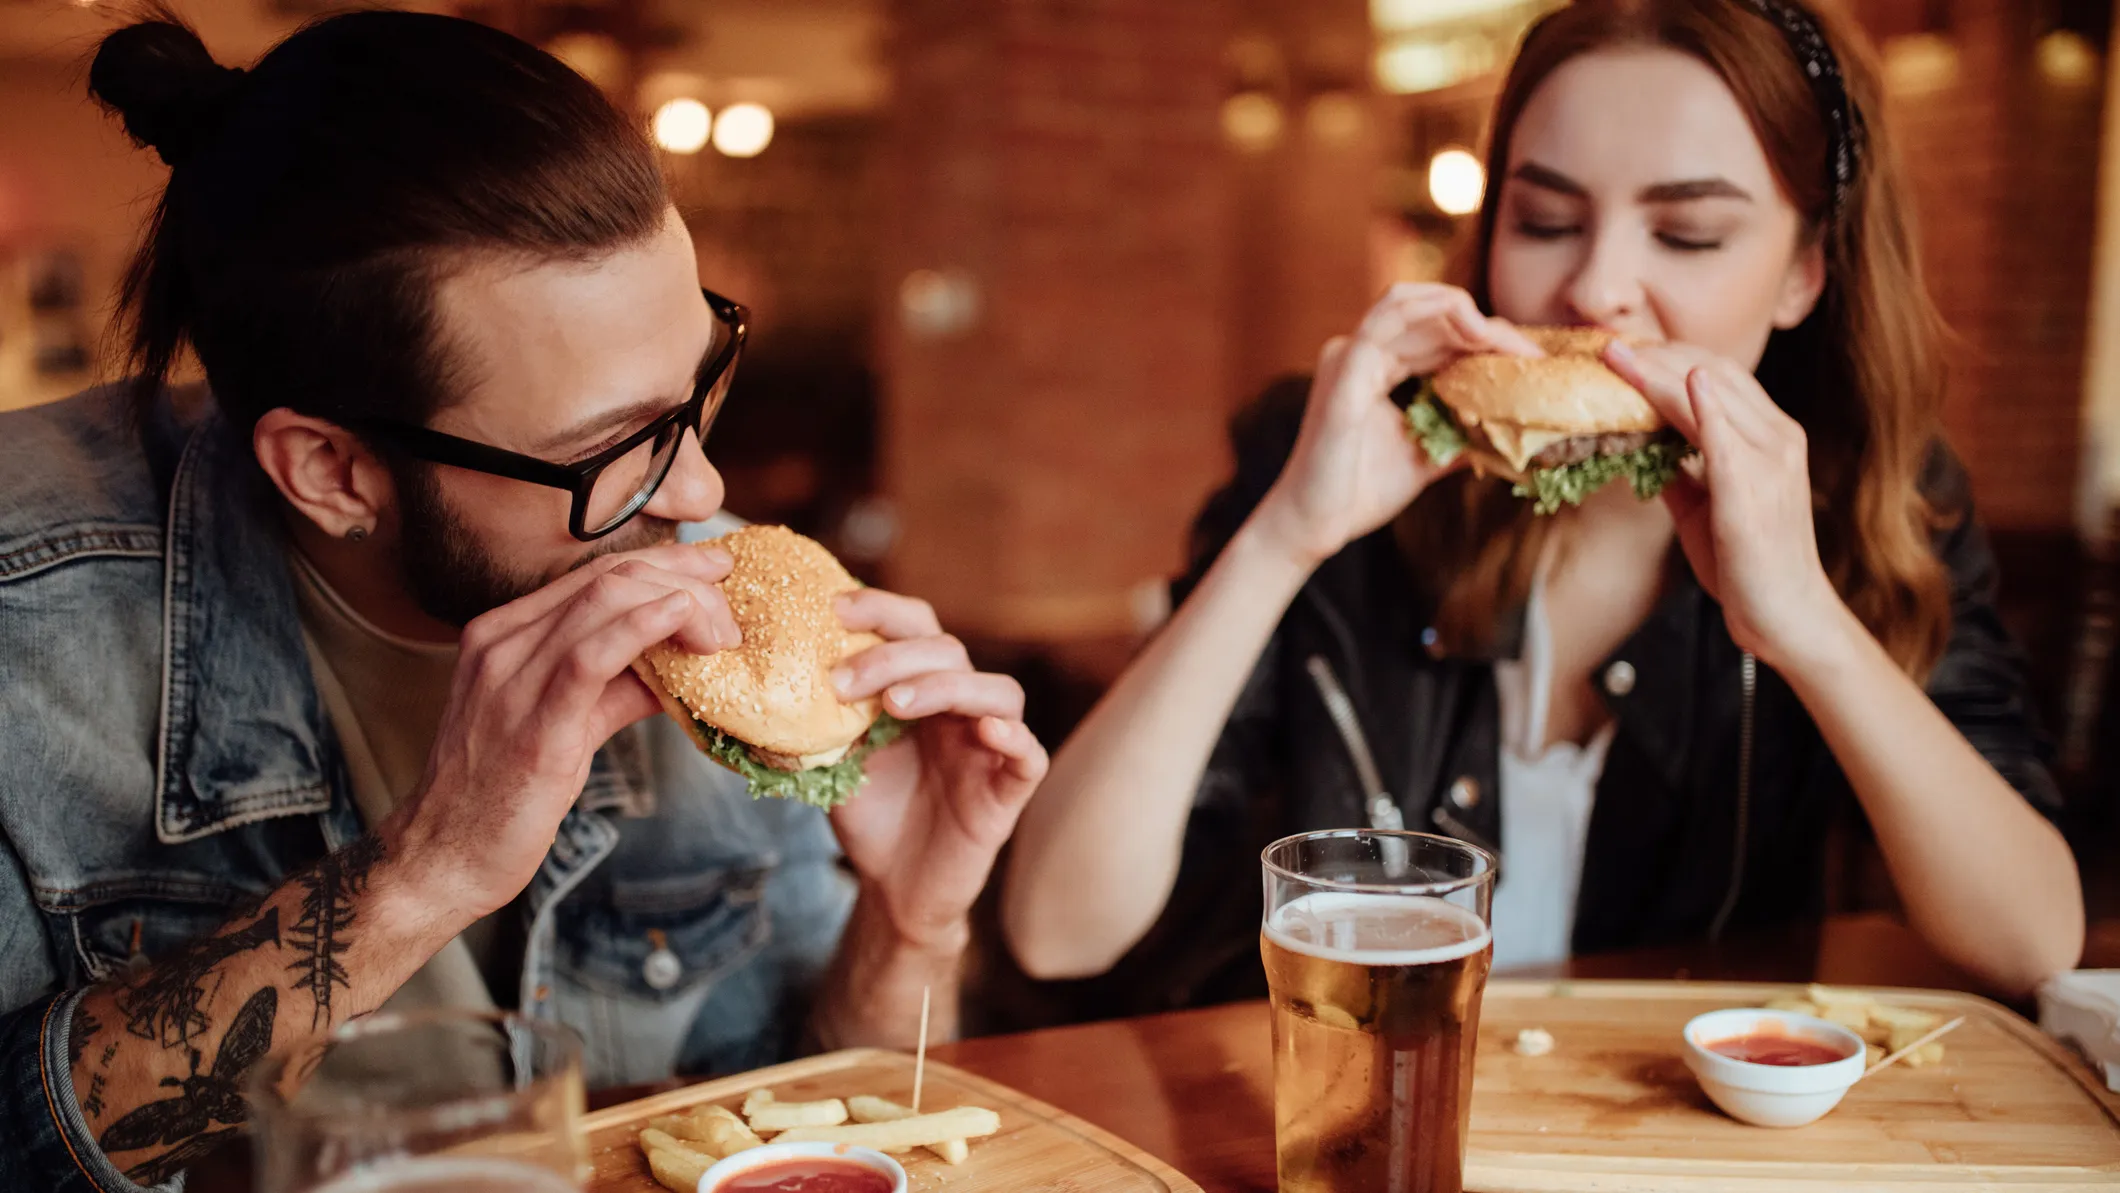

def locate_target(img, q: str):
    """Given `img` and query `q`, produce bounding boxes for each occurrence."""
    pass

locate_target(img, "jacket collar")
[152,409,653,842]
[154,414,336,842]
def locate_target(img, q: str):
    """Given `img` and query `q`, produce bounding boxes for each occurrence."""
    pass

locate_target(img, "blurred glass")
[247,1010,587,1193]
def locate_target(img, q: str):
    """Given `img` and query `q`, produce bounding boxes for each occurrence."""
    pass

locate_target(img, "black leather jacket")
[1096,383,2063,1014]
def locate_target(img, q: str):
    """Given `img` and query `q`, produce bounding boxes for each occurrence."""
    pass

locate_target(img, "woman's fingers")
[1603,341,1701,442]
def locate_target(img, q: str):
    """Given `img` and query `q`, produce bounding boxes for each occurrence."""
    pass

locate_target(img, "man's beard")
[395,464,681,627]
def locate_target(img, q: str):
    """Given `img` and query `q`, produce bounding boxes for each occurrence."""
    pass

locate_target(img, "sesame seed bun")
[1431,326,1665,436]
[632,525,883,760]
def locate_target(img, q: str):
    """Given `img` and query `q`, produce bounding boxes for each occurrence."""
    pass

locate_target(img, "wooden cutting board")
[1468,979,2120,1190]
[581,1048,1202,1193]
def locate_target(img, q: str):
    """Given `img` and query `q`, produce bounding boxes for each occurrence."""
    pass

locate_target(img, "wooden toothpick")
[912,984,932,1112]
[1859,1016,1965,1081]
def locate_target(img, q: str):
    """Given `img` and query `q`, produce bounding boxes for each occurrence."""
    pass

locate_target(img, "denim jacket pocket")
[554,863,772,1005]
[56,883,253,987]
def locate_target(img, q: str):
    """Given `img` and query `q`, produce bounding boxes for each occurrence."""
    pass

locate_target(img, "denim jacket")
[0,386,855,1191]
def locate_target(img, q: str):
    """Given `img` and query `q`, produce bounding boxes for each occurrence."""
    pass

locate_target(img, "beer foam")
[1266,892,1490,965]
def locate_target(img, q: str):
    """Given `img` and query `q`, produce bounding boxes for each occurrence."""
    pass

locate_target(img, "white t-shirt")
[1488,567,1615,971]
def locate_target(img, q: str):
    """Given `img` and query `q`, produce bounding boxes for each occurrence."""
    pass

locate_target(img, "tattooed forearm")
[99,985,277,1186]
[115,906,280,1048]
[68,1006,100,1069]
[64,834,448,1184]
[286,836,385,1028]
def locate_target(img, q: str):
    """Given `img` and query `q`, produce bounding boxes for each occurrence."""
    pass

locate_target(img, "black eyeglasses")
[348,288,749,541]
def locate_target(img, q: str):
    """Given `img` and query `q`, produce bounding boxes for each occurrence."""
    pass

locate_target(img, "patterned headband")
[1737,0,1866,222]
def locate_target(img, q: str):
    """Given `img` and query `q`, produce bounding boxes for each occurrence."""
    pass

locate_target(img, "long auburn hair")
[1405,0,1953,680]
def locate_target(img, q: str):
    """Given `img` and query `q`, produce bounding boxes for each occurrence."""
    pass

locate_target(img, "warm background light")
[1220,91,1284,153]
[1427,147,1484,216]
[651,97,711,155]
[712,102,775,157]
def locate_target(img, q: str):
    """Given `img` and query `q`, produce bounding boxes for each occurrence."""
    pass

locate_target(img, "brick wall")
[1857,0,2108,530]
[879,0,1236,640]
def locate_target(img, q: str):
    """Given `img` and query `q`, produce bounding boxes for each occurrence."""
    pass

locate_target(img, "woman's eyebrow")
[1509,161,1753,205]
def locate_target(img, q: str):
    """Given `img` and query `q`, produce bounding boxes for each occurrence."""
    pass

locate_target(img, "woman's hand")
[1254,283,1541,567]
[827,588,1048,951]
[1603,340,1850,670]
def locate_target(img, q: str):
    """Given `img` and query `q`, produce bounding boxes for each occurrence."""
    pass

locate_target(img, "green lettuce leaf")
[1512,440,1690,516]
[1403,382,1465,465]
[695,712,907,810]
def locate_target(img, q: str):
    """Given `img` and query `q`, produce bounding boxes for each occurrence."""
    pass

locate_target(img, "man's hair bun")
[89,19,246,168]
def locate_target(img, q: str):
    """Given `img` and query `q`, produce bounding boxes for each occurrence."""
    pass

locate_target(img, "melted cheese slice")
[794,744,853,769]
[1479,422,1577,472]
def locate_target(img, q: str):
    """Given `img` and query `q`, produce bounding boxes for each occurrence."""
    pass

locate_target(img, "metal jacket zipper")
[1707,651,1757,941]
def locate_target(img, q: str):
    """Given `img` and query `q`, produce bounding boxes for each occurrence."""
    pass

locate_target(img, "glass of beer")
[247,1009,589,1192]
[1261,829,1497,1193]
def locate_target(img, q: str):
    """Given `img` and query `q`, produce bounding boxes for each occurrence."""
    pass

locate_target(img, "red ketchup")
[720,1158,895,1193]
[1708,1033,1852,1067]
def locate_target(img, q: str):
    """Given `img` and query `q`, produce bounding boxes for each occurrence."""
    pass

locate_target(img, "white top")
[1488,565,1615,971]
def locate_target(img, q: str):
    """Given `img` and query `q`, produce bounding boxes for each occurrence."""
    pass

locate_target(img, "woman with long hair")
[1002,0,2081,1000]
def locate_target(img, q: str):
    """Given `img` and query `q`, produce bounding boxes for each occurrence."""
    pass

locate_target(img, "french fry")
[848,1095,971,1165]
[747,1095,850,1133]
[1863,1042,1885,1068]
[645,1140,713,1193]
[693,1104,765,1156]
[1762,996,1820,1016]
[640,1128,717,1165]
[1870,1004,1944,1033]
[1907,1041,1946,1069]
[1819,1003,1871,1032]
[774,1106,1001,1153]
[742,1089,777,1119]
[1806,984,1876,1010]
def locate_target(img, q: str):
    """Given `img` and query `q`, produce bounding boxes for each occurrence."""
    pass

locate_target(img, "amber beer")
[1260,832,1496,1193]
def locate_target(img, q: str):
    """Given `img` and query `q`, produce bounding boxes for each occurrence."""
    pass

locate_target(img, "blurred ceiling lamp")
[652,98,712,155]
[1305,91,1367,148]
[545,31,626,93]
[1377,36,1497,94]
[1371,0,1524,32]
[1883,33,1959,94]
[713,103,776,158]
[1221,91,1285,153]
[1376,40,1458,93]
[2037,30,2099,88]
[899,269,980,339]
[1428,148,1485,216]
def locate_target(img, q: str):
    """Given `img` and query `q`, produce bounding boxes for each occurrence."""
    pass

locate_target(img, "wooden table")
[924,912,2115,1193]
[186,912,2114,1191]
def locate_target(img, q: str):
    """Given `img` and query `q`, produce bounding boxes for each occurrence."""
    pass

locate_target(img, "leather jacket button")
[1603,660,1637,697]
[1448,776,1480,810]
[642,947,683,991]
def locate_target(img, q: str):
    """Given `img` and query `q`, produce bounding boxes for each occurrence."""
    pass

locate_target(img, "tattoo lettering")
[101,985,278,1186]
[98,1040,119,1068]
[83,1073,108,1120]
[69,1006,101,1069]
[115,907,280,1048]
[286,837,385,1029]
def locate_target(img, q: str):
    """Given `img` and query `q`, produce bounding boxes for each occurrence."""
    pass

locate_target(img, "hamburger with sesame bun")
[632,524,902,809]
[1403,325,1692,514]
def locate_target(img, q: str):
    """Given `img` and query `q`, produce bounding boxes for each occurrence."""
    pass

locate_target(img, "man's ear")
[1773,238,1828,330]
[252,409,395,537]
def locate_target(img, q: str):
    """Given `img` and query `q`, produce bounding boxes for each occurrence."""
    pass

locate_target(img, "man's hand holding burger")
[813,587,1047,1048]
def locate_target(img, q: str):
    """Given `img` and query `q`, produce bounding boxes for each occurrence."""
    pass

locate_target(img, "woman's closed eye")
[1515,218,1581,241]
[1656,226,1727,252]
